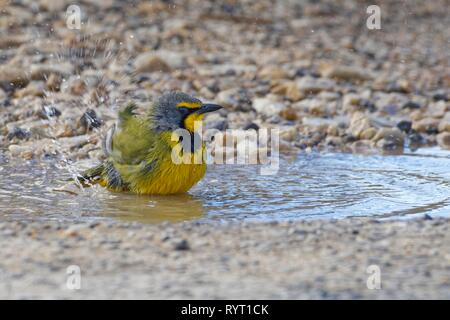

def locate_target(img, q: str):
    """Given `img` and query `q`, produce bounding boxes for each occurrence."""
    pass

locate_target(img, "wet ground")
[1,148,449,224]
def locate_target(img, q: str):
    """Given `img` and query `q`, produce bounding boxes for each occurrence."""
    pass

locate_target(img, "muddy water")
[0,148,449,224]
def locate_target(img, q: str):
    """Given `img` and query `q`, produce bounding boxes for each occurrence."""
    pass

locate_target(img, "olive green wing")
[105,102,156,165]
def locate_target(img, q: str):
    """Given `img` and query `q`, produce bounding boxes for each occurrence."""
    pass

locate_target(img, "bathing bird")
[77,92,222,194]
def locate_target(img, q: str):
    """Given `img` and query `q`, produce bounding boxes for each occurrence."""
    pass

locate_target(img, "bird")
[77,92,222,195]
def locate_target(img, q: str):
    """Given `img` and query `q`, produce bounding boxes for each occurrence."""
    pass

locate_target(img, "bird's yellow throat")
[183,113,205,132]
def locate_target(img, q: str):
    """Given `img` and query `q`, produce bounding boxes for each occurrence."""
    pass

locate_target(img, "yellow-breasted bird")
[77,92,222,195]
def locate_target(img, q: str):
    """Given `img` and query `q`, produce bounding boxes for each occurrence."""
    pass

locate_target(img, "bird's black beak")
[196,103,223,114]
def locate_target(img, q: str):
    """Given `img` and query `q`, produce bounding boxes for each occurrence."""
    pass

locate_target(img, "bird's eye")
[178,107,189,113]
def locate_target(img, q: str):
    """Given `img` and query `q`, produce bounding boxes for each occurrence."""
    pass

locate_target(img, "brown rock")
[374,128,405,154]
[259,66,287,81]
[134,50,187,73]
[326,125,339,136]
[360,127,377,140]
[30,63,73,80]
[46,73,62,91]
[437,132,450,150]
[279,107,298,121]
[0,66,29,87]
[296,76,335,94]
[412,118,440,134]
[373,128,405,142]
[320,64,373,82]
[348,112,371,138]
[14,81,46,98]
[438,113,450,132]
[285,82,304,101]
[134,52,171,73]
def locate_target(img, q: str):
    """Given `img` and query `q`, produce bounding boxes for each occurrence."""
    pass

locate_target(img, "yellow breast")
[132,150,207,195]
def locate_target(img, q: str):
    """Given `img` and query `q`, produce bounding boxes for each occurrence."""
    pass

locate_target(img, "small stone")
[375,128,405,154]
[348,112,371,138]
[69,79,87,96]
[8,144,33,158]
[373,128,404,142]
[279,107,298,121]
[216,88,252,111]
[360,127,377,140]
[259,66,287,81]
[359,99,377,112]
[296,76,335,94]
[280,127,298,142]
[243,123,259,131]
[79,109,102,131]
[408,131,426,150]
[320,64,372,82]
[412,118,440,134]
[30,63,73,80]
[6,127,30,141]
[252,97,284,118]
[437,132,450,150]
[326,125,339,136]
[134,52,172,73]
[438,118,450,132]
[402,101,421,110]
[427,100,447,118]
[432,92,448,102]
[0,66,29,87]
[38,105,61,119]
[272,82,304,101]
[173,239,190,251]
[135,56,170,72]
[397,120,412,133]
[46,73,62,91]
[14,81,46,98]
[204,113,228,131]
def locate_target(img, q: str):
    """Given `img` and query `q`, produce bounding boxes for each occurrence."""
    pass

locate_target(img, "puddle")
[0,148,449,224]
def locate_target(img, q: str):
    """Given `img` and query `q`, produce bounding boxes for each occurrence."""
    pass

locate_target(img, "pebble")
[30,63,73,81]
[134,52,172,73]
[14,81,46,98]
[38,105,62,119]
[412,118,440,134]
[320,65,372,82]
[0,66,29,87]
[296,76,335,94]
[402,101,422,110]
[6,127,31,141]
[397,120,412,133]
[252,97,284,118]
[436,132,450,150]
[279,107,298,121]
[173,239,190,251]
[348,112,371,139]
[375,129,405,154]
[79,109,102,131]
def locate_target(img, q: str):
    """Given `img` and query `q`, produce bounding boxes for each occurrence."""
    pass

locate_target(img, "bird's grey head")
[148,92,222,132]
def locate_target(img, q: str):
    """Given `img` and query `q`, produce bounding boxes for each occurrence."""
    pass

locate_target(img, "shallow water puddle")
[0,148,449,224]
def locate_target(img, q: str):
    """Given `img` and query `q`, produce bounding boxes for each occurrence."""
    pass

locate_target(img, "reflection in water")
[102,192,204,223]
[0,148,449,224]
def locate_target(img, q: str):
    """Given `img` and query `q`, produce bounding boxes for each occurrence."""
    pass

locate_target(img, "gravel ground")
[0,0,449,300]
[0,217,449,299]
[0,0,449,160]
